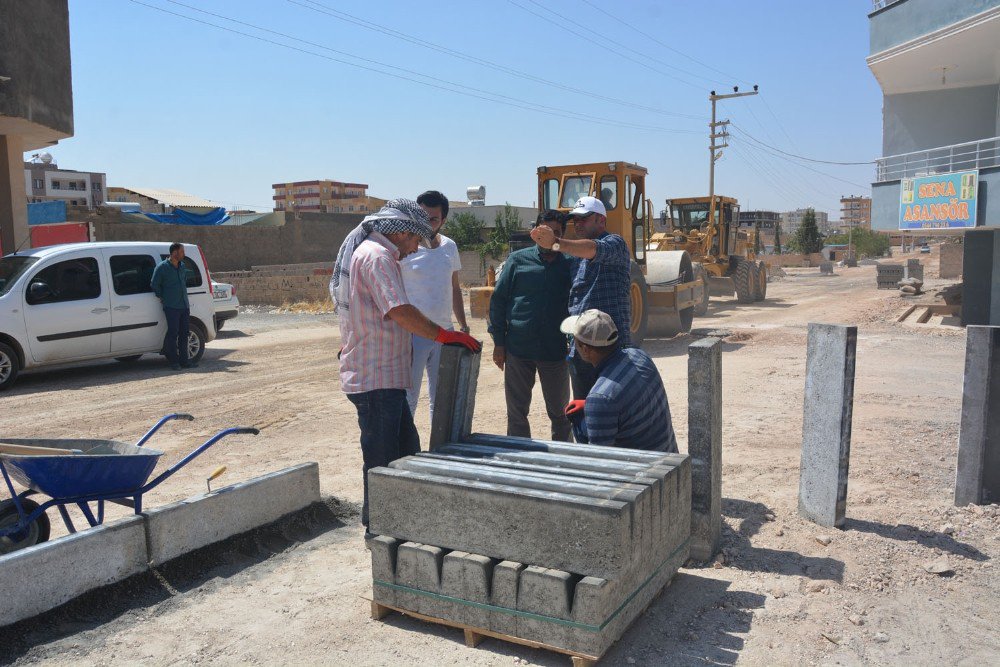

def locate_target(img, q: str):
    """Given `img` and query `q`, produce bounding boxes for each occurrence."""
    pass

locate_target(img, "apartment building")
[781,208,830,236]
[840,195,872,230]
[272,179,374,214]
[24,160,105,208]
[868,0,1000,231]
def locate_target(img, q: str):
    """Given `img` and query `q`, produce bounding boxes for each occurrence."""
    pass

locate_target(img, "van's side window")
[26,257,102,305]
[159,255,203,288]
[110,255,157,296]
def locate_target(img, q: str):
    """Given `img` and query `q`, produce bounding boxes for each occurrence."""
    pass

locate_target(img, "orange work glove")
[564,399,586,418]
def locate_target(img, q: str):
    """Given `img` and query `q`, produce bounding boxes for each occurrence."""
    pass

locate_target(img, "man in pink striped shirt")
[331,199,480,533]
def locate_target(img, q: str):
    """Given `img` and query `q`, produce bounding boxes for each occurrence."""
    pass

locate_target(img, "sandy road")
[3,259,998,666]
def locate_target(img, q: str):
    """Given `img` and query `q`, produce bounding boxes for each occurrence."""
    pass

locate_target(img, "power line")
[759,92,800,151]
[134,1,699,134]
[729,112,852,202]
[290,0,702,120]
[519,0,720,87]
[731,123,875,166]
[576,0,749,86]
[732,134,872,191]
[507,0,708,91]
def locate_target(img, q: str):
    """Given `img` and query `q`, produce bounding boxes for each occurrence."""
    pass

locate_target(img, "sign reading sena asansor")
[898,170,978,230]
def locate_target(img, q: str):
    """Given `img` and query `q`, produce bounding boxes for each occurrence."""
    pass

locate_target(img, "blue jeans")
[347,388,420,528]
[163,307,190,365]
[569,353,598,400]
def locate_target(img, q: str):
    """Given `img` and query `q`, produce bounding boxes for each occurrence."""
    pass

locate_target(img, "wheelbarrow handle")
[139,426,259,494]
[135,413,196,447]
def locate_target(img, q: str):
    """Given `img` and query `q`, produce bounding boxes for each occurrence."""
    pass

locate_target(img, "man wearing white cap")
[530,196,632,400]
[560,309,677,452]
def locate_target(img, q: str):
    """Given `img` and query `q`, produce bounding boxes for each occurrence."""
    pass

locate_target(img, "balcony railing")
[875,137,1000,182]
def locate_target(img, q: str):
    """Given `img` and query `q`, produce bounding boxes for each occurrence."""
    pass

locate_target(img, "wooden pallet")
[370,600,601,667]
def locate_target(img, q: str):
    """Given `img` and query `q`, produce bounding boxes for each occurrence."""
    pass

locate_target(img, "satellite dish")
[40,152,53,164]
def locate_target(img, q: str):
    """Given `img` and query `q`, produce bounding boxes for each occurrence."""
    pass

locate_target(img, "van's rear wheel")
[188,323,207,363]
[0,342,20,391]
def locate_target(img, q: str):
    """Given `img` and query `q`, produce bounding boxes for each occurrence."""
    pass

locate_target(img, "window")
[599,175,618,211]
[560,175,593,208]
[26,257,102,305]
[51,181,61,190]
[0,256,38,297]
[158,255,204,287]
[110,254,156,295]
[92,182,102,191]
[32,179,43,189]
[69,183,78,190]
[541,178,558,210]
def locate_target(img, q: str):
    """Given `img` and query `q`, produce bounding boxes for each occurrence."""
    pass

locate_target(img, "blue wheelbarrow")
[0,414,259,554]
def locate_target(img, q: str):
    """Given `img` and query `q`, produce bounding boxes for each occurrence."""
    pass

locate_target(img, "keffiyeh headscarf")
[330,198,433,312]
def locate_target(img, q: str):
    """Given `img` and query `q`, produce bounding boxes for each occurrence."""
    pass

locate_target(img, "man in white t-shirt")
[401,190,470,422]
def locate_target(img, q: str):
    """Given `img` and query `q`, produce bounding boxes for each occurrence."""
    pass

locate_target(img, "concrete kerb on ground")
[0,462,321,628]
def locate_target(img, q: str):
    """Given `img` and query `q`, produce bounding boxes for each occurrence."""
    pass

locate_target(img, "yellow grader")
[653,196,768,313]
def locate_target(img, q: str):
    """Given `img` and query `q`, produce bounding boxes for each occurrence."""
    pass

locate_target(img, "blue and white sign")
[899,170,978,230]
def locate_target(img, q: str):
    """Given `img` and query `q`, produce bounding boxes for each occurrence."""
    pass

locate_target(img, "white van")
[0,242,217,390]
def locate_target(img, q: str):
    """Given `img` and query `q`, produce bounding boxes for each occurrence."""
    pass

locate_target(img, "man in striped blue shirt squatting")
[529,196,632,400]
[560,309,678,452]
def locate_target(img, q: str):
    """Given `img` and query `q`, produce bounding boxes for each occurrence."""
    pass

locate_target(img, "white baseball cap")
[560,309,619,347]
[568,196,607,218]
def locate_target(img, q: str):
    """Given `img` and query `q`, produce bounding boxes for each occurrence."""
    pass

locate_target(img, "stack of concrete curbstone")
[876,262,904,289]
[368,438,691,658]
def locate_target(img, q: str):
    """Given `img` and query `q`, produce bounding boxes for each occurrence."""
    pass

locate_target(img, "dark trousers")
[569,352,599,400]
[504,353,572,442]
[163,307,190,365]
[347,388,420,527]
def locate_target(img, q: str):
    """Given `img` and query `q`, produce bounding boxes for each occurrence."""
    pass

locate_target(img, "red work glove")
[435,328,482,353]
[564,399,586,418]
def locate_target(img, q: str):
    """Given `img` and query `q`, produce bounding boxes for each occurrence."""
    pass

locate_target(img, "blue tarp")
[27,201,67,225]
[143,207,230,226]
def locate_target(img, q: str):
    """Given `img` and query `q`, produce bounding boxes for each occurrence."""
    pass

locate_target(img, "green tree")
[479,203,522,263]
[773,221,783,255]
[792,208,824,254]
[442,211,484,250]
[823,228,890,258]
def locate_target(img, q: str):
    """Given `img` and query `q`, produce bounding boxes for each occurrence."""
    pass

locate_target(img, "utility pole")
[708,85,759,241]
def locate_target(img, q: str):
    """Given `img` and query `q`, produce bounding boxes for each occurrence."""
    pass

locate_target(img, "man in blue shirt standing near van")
[151,242,193,370]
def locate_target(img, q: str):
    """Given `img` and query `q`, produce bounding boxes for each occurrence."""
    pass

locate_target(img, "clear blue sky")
[49,0,883,219]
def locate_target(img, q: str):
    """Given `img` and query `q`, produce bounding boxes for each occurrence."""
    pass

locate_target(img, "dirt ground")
[3,251,998,666]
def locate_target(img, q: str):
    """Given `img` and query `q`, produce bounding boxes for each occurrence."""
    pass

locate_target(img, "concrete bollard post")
[798,323,857,528]
[688,337,722,561]
[955,325,1000,506]
[429,345,482,450]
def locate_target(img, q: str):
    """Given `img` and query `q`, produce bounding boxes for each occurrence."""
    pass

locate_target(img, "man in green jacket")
[151,242,193,370]
[488,211,573,441]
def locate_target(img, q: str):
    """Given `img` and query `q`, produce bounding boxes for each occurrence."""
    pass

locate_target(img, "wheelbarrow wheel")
[0,498,50,554]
